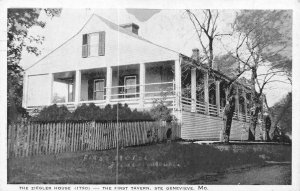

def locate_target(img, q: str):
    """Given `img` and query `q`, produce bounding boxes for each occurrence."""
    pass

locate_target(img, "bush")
[31,104,71,122]
[31,103,153,122]
[149,104,173,122]
[71,103,101,121]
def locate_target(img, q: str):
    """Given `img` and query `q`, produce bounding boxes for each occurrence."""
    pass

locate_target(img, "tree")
[186,9,232,68]
[7,8,61,123]
[186,10,252,143]
[265,92,292,140]
[233,10,292,140]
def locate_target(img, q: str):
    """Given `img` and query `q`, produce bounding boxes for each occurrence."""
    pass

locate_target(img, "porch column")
[49,73,54,105]
[139,63,146,109]
[106,66,112,104]
[215,80,220,116]
[191,68,196,112]
[75,70,81,105]
[175,59,182,121]
[243,89,248,122]
[235,87,240,120]
[204,70,209,115]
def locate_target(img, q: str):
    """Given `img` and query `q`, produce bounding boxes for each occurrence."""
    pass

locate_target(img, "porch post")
[191,68,196,112]
[204,70,209,115]
[235,87,240,120]
[75,70,81,105]
[175,59,182,122]
[106,66,112,104]
[49,73,54,105]
[139,63,146,109]
[22,73,28,108]
[215,80,220,116]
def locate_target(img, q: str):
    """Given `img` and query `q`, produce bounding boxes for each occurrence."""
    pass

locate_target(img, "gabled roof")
[25,14,179,71]
[94,14,179,54]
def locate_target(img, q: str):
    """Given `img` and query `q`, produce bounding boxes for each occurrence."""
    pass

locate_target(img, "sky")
[20,8,292,106]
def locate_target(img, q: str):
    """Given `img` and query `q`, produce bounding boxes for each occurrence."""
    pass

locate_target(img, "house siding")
[25,15,178,76]
[181,111,261,141]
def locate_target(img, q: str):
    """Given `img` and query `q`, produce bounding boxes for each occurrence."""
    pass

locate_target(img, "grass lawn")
[7,142,291,184]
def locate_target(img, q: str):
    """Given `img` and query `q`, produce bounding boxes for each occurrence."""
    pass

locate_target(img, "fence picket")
[71,122,74,152]
[124,123,128,147]
[99,123,102,150]
[92,122,95,150]
[97,123,100,150]
[8,121,181,158]
[32,123,36,156]
[75,123,78,152]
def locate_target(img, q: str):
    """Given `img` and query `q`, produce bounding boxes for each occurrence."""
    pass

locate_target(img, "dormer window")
[82,31,105,58]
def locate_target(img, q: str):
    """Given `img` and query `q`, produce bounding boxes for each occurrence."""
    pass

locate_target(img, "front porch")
[25,60,181,115]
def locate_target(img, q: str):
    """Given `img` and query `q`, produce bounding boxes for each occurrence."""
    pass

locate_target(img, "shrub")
[71,103,101,121]
[31,103,153,122]
[31,104,71,122]
[149,104,173,122]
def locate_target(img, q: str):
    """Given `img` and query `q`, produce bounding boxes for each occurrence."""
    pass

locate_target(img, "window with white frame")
[82,31,105,58]
[93,79,105,100]
[124,76,137,98]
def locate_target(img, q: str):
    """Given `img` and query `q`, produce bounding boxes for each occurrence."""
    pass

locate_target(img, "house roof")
[94,14,179,54]
[180,54,252,91]
[25,14,179,71]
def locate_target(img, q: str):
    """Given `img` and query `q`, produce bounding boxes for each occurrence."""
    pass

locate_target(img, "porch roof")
[180,54,252,91]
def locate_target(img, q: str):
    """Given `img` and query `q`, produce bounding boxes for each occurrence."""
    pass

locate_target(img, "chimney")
[120,23,139,35]
[191,48,200,62]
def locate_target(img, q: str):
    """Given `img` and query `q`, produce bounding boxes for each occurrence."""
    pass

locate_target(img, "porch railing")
[181,96,249,122]
[49,81,176,110]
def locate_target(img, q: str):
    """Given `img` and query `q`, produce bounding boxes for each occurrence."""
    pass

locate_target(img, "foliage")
[71,103,101,121]
[149,104,173,122]
[31,103,153,122]
[214,52,239,77]
[149,89,174,122]
[31,104,71,122]
[233,10,292,140]
[7,8,61,123]
[270,92,292,135]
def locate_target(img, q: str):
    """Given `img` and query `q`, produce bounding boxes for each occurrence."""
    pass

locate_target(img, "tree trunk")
[248,68,261,141]
[220,86,236,143]
[208,38,214,68]
[248,98,261,141]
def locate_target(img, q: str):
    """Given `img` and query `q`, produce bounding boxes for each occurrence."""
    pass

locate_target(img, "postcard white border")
[0,0,299,190]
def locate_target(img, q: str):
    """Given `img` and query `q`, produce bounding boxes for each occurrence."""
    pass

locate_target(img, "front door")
[124,76,137,98]
[94,79,105,100]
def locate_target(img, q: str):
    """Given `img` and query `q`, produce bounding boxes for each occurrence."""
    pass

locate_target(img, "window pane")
[125,76,136,97]
[94,92,104,100]
[94,80,104,91]
[88,33,99,56]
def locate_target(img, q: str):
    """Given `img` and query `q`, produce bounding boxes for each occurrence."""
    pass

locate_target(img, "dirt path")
[195,163,291,185]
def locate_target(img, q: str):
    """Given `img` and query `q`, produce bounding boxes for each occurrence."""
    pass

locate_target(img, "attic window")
[82,31,105,58]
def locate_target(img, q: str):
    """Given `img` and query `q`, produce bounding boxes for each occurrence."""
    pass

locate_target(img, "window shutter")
[82,34,88,58]
[98,31,105,56]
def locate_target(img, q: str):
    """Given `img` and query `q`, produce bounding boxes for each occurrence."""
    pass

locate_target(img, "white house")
[22,14,264,141]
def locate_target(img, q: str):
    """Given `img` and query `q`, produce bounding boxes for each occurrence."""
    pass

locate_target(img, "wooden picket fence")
[7,121,181,158]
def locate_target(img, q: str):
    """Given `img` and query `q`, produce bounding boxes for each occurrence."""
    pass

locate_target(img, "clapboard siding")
[181,111,222,140]
[181,111,258,141]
